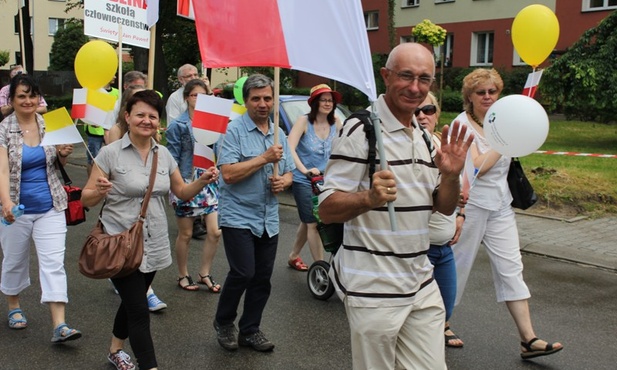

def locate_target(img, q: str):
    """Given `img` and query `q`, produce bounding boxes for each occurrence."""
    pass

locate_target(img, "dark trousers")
[215,227,278,335]
[111,270,157,370]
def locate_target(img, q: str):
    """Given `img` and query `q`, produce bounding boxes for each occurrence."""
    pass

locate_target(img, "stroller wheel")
[307,260,335,300]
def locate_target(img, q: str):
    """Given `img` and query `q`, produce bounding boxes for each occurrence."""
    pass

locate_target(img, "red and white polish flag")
[192,94,233,146]
[193,142,216,170]
[193,0,377,101]
[522,70,543,98]
[177,0,195,20]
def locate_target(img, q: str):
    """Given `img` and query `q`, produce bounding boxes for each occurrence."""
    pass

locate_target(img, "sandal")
[444,326,463,348]
[198,273,221,293]
[288,257,308,271]
[8,308,27,330]
[51,323,82,343]
[520,337,563,359]
[177,275,199,291]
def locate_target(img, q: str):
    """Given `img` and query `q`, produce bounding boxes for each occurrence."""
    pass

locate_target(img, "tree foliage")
[539,11,617,123]
[0,50,9,67]
[49,19,89,71]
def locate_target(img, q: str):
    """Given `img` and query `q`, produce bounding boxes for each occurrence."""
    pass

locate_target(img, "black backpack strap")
[343,110,377,188]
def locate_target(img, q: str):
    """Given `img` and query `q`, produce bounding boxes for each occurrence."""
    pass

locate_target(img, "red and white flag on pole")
[522,70,543,98]
[192,94,234,146]
[193,142,216,170]
[194,0,377,102]
[177,0,195,20]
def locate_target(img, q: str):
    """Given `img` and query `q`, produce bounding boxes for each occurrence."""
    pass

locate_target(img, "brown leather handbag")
[78,150,158,279]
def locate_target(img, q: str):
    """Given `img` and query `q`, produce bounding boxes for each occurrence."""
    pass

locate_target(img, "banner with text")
[84,0,151,49]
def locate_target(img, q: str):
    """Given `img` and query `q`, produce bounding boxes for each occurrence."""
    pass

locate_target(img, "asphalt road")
[1,163,616,369]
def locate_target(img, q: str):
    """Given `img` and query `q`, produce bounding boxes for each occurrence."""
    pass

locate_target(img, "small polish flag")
[41,108,83,146]
[71,88,117,129]
[193,142,216,170]
[522,70,543,98]
[192,94,233,146]
[177,0,195,20]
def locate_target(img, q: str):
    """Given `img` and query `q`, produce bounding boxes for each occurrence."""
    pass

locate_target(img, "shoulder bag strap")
[55,157,72,186]
[138,148,158,219]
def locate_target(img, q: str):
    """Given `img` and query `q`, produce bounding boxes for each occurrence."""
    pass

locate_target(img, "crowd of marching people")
[0,45,563,369]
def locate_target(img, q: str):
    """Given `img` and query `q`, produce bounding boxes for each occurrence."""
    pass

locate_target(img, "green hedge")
[45,95,73,111]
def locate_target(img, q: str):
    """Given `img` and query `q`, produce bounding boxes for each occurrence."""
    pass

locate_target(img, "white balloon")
[483,94,549,157]
[193,129,221,146]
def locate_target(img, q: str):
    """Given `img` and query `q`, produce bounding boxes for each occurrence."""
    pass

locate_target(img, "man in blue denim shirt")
[213,74,294,352]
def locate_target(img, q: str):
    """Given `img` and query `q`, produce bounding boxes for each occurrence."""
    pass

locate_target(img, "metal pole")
[369,106,397,231]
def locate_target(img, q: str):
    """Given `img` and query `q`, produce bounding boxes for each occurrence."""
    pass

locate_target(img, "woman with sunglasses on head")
[166,79,222,292]
[0,74,81,343]
[415,92,465,348]
[450,68,563,359]
[287,84,342,271]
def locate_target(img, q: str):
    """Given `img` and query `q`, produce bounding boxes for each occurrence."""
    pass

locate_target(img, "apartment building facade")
[0,0,82,74]
[383,0,614,70]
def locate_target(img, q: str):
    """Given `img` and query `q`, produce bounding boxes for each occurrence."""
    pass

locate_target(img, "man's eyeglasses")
[387,69,434,86]
[319,99,334,104]
[414,104,437,117]
[474,89,499,96]
[182,73,199,80]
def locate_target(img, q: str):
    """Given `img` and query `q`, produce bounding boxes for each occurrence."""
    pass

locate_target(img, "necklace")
[467,110,483,127]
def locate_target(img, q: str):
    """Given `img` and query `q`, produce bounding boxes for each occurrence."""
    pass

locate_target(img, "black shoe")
[213,320,238,351]
[238,330,275,352]
[192,219,207,240]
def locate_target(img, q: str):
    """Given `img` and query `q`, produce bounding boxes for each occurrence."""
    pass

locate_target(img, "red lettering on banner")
[110,0,146,10]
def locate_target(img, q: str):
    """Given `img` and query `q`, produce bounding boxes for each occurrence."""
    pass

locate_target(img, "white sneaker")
[108,349,136,370]
[147,293,167,312]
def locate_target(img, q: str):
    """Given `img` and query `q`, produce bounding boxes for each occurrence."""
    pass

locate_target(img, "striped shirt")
[320,95,440,308]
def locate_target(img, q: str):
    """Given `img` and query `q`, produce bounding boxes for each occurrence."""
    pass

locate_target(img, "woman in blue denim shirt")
[286,84,342,271]
[166,79,222,292]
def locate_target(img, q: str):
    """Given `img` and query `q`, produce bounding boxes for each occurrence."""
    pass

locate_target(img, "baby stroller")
[306,174,343,301]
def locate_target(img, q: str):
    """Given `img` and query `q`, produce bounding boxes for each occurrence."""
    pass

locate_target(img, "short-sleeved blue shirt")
[216,113,295,238]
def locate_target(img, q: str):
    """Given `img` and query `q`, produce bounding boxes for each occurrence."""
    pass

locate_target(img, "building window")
[403,0,420,7]
[14,15,34,35]
[49,18,65,36]
[434,34,454,67]
[435,0,455,3]
[512,48,526,66]
[584,0,617,11]
[364,11,379,30]
[472,32,494,65]
[400,35,414,44]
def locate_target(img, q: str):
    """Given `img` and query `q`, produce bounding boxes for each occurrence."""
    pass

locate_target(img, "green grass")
[438,114,617,217]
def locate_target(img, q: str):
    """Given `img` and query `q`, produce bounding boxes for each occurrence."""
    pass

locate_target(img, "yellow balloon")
[511,4,560,68]
[74,40,118,89]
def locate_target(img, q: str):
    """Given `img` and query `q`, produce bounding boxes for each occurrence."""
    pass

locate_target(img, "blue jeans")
[86,135,104,165]
[427,243,457,321]
[215,227,278,335]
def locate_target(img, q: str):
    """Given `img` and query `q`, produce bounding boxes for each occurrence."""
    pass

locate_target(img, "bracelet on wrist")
[456,212,466,219]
